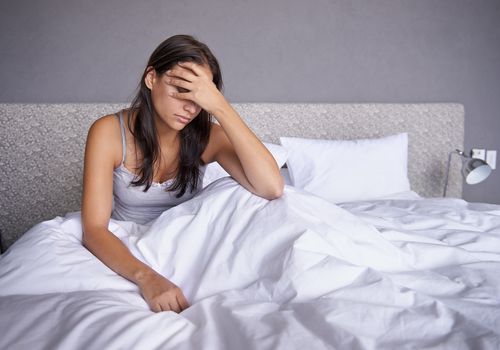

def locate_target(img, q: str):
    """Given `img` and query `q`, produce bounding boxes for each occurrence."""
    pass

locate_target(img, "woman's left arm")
[209,104,284,199]
[166,61,284,199]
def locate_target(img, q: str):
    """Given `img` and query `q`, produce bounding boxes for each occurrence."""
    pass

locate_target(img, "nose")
[183,100,199,116]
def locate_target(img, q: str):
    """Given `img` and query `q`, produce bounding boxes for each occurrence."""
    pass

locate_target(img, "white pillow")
[280,133,410,203]
[202,142,289,187]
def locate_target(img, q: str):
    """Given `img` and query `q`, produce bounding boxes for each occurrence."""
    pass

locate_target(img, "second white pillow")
[280,133,411,203]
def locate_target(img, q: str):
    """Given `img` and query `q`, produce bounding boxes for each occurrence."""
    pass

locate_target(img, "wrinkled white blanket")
[1,178,499,349]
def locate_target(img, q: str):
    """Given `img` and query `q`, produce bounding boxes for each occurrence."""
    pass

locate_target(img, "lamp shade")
[462,158,492,185]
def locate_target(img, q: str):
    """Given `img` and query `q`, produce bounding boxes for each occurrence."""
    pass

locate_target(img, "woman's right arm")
[81,115,189,313]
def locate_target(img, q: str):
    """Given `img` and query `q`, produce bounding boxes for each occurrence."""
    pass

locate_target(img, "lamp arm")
[443,149,466,197]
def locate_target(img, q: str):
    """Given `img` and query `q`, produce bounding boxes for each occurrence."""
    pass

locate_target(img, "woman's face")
[146,63,214,132]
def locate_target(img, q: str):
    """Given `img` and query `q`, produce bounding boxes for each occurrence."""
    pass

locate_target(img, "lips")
[175,114,191,124]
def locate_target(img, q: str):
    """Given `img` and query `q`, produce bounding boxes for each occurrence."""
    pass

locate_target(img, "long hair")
[127,35,223,197]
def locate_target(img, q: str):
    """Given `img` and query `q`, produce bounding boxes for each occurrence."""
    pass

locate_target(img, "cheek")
[151,84,167,101]
[194,105,202,115]
[154,86,176,107]
[162,85,176,101]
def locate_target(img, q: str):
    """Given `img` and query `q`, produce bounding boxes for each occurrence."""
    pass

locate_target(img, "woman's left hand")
[165,61,228,116]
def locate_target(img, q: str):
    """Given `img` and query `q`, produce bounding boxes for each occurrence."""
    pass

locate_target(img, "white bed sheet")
[1,178,499,349]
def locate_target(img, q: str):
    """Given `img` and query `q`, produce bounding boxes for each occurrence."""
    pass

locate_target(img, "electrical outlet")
[471,149,486,160]
[486,150,497,170]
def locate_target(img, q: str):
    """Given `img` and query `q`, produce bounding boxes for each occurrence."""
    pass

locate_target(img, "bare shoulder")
[85,113,122,168]
[88,113,120,135]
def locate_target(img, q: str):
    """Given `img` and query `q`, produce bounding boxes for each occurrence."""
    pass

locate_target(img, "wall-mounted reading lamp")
[443,149,492,197]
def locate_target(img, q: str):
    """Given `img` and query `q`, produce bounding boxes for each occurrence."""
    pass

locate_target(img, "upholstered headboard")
[0,103,464,251]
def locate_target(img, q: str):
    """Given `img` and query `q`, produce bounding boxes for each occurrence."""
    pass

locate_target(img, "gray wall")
[1,0,499,204]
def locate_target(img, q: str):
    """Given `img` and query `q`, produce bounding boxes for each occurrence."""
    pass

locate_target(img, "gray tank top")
[111,111,206,224]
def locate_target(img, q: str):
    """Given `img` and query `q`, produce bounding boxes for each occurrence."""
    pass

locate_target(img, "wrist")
[211,99,233,121]
[133,267,158,286]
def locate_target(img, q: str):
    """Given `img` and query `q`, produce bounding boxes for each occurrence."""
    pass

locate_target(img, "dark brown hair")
[127,34,223,197]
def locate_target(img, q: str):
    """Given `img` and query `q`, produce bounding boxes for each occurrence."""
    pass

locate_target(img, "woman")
[81,35,284,314]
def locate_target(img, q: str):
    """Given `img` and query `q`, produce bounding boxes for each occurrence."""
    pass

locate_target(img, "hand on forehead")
[171,61,213,80]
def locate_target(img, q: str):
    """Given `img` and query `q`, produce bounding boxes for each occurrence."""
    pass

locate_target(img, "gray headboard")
[0,103,464,251]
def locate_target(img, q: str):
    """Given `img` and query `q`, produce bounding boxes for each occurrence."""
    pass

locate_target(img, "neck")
[153,116,180,147]
[157,127,180,147]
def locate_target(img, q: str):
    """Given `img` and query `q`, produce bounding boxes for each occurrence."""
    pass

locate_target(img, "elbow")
[81,225,100,248]
[247,171,285,200]
[81,229,93,248]
[266,187,284,200]
[261,177,285,200]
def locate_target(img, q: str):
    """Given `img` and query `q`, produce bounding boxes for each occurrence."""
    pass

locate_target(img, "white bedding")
[1,178,499,349]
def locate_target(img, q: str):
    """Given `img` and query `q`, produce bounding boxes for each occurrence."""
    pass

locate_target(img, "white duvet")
[0,178,499,349]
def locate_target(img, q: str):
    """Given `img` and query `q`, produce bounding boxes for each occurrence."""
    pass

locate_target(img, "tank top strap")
[116,110,126,165]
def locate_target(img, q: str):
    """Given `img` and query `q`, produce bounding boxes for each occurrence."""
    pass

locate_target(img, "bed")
[0,103,499,349]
